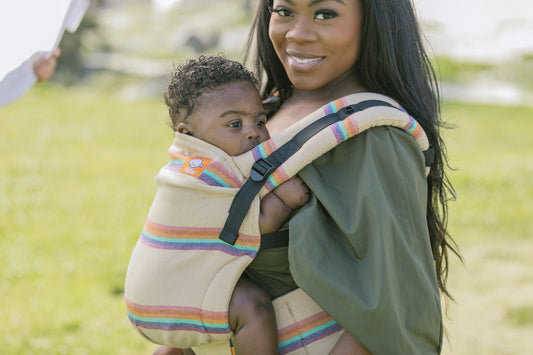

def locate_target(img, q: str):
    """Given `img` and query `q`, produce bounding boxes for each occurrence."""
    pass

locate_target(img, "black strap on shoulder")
[219,99,396,245]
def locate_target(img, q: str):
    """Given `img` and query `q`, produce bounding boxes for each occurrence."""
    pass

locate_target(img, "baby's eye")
[315,9,338,20]
[228,121,242,128]
[255,119,266,127]
[272,7,292,18]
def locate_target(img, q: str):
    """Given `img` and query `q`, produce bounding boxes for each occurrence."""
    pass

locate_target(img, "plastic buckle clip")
[250,158,276,182]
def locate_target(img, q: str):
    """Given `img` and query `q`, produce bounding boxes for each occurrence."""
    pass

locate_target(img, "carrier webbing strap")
[219,99,397,245]
[260,230,290,249]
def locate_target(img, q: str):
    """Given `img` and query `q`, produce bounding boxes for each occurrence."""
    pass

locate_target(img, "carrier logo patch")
[180,156,212,178]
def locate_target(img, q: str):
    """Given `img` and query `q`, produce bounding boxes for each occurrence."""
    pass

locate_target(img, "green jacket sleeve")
[289,126,443,354]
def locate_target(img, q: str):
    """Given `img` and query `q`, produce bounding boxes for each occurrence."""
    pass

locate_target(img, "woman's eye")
[315,9,338,20]
[228,121,241,128]
[272,7,292,17]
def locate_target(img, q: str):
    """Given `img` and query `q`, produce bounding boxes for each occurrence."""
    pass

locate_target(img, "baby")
[167,56,308,236]
[127,55,309,355]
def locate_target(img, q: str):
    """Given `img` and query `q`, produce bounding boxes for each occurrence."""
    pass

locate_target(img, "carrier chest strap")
[219,100,399,245]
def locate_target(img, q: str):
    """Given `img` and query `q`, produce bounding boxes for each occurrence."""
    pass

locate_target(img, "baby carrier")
[124,93,433,354]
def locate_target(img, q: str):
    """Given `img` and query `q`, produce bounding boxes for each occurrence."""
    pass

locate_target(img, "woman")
[242,0,460,353]
[155,0,459,353]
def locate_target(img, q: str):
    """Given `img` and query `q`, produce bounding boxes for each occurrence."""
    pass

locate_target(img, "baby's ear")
[177,122,192,135]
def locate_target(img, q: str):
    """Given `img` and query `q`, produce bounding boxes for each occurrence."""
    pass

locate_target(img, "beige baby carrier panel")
[124,93,432,354]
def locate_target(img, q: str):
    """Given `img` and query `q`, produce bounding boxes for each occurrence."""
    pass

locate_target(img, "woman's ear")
[177,122,192,135]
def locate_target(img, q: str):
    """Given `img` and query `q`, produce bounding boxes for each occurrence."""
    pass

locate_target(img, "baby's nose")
[246,126,261,140]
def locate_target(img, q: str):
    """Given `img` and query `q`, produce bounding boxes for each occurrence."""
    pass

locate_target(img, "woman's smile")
[287,51,325,71]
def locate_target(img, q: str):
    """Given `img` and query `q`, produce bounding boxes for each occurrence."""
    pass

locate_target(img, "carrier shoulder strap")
[219,100,434,245]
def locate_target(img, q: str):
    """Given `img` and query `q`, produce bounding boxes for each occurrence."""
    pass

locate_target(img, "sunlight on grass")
[1,85,170,354]
[440,101,533,355]
[443,102,533,244]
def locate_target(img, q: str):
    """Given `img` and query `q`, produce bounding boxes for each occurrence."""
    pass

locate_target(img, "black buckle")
[423,146,435,166]
[250,158,276,182]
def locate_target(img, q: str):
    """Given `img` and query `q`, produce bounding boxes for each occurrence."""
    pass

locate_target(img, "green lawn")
[1,86,532,354]
[0,85,167,354]
[441,102,533,354]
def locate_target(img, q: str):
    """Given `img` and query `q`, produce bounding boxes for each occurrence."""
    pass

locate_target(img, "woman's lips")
[287,52,324,71]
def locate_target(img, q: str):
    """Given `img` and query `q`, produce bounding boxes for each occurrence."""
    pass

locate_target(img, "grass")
[444,102,533,243]
[1,85,532,354]
[0,84,168,354]
[440,101,533,354]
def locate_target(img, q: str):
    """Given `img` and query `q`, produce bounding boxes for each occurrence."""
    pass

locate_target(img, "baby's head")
[164,55,269,156]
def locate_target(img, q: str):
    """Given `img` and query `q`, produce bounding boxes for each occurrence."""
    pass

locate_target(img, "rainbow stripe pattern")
[166,149,242,188]
[251,138,277,161]
[140,219,260,258]
[250,138,288,191]
[277,311,343,354]
[125,299,232,335]
[329,99,425,145]
[264,165,289,191]
[400,106,425,141]
[323,97,348,115]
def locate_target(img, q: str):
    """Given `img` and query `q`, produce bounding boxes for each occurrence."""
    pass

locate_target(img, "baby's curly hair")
[164,55,259,130]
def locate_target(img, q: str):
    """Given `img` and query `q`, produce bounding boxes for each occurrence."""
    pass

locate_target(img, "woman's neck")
[291,72,365,107]
[267,72,365,135]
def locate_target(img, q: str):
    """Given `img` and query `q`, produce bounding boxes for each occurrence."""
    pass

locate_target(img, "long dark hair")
[246,0,461,298]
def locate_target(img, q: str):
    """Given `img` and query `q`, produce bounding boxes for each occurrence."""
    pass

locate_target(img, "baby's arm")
[259,176,309,234]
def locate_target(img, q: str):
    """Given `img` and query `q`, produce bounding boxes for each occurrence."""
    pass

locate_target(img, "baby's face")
[179,81,270,156]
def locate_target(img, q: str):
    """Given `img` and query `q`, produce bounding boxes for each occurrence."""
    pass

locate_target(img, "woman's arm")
[289,127,442,354]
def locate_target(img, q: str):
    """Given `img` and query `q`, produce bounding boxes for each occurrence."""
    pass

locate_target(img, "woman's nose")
[285,17,317,43]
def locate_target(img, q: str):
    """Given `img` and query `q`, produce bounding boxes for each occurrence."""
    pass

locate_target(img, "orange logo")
[180,156,211,178]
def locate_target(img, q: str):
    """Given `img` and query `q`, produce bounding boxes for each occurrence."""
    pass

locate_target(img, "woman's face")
[269,0,363,92]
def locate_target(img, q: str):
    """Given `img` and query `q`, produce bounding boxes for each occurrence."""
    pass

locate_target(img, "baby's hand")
[273,176,309,209]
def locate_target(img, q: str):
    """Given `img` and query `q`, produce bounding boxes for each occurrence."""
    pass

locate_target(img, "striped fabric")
[270,288,345,355]
[140,219,260,257]
[323,96,348,115]
[278,311,343,354]
[250,138,277,161]
[126,300,231,335]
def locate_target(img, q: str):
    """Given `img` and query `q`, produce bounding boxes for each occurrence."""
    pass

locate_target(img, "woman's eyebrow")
[282,0,347,6]
[307,0,347,6]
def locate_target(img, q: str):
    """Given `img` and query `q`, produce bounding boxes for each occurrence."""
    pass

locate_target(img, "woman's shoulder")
[311,125,427,184]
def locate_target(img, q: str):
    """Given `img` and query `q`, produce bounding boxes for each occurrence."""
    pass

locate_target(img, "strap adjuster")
[250,158,276,182]
[423,145,435,167]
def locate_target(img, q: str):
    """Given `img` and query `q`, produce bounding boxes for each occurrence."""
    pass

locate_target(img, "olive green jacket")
[290,126,443,354]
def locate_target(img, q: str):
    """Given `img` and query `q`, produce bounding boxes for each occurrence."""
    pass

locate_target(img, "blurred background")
[1,0,532,354]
